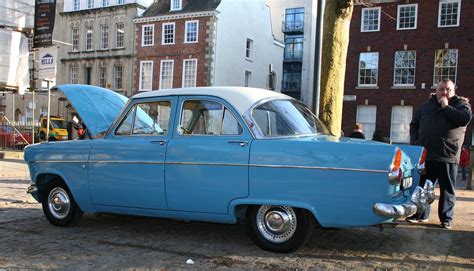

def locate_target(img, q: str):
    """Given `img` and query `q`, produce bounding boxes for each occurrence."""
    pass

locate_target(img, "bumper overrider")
[373,180,435,219]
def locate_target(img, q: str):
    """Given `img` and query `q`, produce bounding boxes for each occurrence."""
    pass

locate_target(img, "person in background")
[349,123,365,139]
[408,79,471,229]
[459,145,470,182]
[372,130,390,143]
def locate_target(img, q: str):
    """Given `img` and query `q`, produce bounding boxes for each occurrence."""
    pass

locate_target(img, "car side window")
[115,101,171,136]
[179,100,242,136]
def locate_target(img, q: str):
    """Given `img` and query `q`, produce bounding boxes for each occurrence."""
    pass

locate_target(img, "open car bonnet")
[53,84,128,138]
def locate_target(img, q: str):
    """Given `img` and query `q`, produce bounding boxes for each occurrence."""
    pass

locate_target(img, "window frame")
[72,27,79,51]
[246,38,253,60]
[99,66,107,88]
[100,24,109,49]
[438,0,461,28]
[178,98,244,137]
[87,0,94,9]
[182,59,198,88]
[356,105,377,140]
[433,48,458,85]
[245,71,251,87]
[397,4,418,30]
[358,52,379,87]
[361,7,381,32]
[115,22,124,48]
[162,22,175,45]
[139,61,154,91]
[393,50,416,87]
[390,106,413,143]
[159,59,174,89]
[184,20,199,43]
[70,65,78,84]
[114,65,123,90]
[170,0,182,11]
[73,0,80,10]
[85,26,93,51]
[141,24,154,47]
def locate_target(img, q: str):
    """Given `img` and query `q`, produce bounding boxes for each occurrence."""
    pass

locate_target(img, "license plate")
[402,177,413,189]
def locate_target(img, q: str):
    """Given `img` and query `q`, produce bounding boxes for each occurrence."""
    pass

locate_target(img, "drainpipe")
[312,0,325,116]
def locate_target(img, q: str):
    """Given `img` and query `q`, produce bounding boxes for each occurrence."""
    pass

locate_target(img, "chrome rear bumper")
[373,180,435,218]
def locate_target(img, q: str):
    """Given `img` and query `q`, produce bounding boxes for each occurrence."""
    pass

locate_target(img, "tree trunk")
[319,0,354,136]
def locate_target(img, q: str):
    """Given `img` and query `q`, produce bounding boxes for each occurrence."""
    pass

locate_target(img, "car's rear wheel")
[42,180,83,226]
[246,205,314,253]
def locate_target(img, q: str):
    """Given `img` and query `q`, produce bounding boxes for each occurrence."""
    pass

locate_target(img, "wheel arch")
[229,199,321,226]
[34,172,70,202]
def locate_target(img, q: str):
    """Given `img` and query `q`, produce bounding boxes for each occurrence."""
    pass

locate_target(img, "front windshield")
[252,99,330,137]
[51,120,68,129]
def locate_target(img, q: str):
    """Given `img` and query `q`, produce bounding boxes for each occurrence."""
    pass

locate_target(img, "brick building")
[134,0,283,94]
[342,0,473,145]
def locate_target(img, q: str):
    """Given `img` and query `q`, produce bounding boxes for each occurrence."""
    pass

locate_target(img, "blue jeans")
[461,166,468,181]
[417,160,457,223]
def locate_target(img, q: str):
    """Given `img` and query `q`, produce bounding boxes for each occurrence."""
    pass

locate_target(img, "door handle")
[228,140,248,147]
[150,140,167,145]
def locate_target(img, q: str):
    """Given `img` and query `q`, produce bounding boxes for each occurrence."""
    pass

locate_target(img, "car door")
[165,96,251,214]
[88,97,176,211]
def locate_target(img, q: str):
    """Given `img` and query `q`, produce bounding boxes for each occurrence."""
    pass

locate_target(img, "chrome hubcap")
[48,187,70,219]
[256,205,297,243]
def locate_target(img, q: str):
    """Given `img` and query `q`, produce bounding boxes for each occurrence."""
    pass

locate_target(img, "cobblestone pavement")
[1,159,474,270]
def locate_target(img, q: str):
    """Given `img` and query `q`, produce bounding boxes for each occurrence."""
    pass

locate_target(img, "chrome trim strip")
[249,164,387,173]
[32,160,386,173]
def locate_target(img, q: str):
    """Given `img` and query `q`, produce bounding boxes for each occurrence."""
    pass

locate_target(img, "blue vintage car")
[25,85,434,252]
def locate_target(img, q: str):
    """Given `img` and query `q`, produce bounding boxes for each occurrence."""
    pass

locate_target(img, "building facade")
[56,0,151,99]
[267,0,317,105]
[134,0,283,94]
[342,0,474,144]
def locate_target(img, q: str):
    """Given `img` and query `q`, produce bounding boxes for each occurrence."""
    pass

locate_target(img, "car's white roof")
[132,87,291,115]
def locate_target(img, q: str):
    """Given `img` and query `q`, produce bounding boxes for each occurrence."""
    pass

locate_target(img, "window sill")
[355,86,379,90]
[97,48,111,52]
[391,86,416,90]
[112,47,125,51]
[245,57,253,62]
[68,51,80,54]
[82,50,95,53]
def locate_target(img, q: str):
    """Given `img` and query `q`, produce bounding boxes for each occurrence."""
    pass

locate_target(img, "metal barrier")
[0,122,39,151]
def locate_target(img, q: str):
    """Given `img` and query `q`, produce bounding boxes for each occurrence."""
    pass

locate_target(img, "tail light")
[388,148,403,185]
[417,148,427,174]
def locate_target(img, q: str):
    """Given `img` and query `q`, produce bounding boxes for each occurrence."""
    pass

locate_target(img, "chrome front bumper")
[373,180,435,218]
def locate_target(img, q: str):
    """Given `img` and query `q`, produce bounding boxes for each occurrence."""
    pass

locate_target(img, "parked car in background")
[38,115,68,141]
[24,85,434,252]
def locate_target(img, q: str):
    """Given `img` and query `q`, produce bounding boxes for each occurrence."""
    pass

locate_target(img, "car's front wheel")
[246,205,314,253]
[42,180,83,226]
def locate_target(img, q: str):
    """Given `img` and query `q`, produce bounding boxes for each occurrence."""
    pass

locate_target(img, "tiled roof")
[142,0,221,17]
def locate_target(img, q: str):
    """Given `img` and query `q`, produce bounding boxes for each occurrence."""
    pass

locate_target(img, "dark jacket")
[349,131,365,139]
[410,94,472,163]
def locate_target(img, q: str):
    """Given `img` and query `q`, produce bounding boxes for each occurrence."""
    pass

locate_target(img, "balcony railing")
[283,53,303,62]
[282,21,304,33]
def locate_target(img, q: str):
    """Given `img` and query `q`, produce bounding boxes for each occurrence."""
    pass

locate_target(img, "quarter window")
[358,52,379,86]
[180,100,242,136]
[162,23,175,45]
[185,21,198,43]
[142,25,154,46]
[397,4,417,30]
[361,7,381,32]
[393,50,416,86]
[438,0,461,27]
[160,60,174,89]
[433,49,458,85]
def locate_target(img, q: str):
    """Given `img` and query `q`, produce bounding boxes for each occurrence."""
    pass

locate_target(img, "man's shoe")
[419,218,429,223]
[406,217,420,223]
[440,221,452,229]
